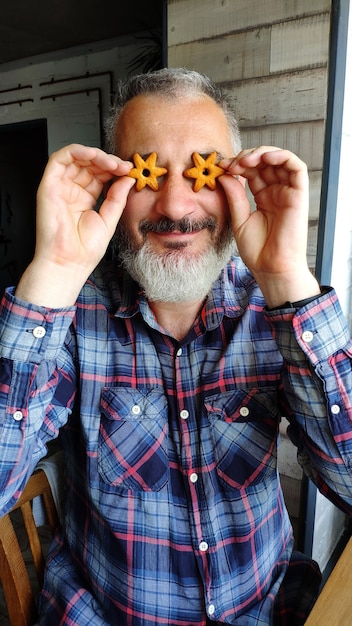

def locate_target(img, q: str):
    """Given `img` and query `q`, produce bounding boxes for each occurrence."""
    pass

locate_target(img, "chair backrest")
[0,470,59,626]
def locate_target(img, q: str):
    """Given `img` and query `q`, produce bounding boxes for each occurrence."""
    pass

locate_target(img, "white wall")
[0,37,139,153]
[0,36,143,288]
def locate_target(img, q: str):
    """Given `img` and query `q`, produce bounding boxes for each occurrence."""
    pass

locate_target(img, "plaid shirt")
[1,257,352,625]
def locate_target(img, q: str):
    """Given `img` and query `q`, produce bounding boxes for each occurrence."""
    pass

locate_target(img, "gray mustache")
[139,217,216,235]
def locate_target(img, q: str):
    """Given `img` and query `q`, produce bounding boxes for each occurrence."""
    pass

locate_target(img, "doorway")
[0,119,48,293]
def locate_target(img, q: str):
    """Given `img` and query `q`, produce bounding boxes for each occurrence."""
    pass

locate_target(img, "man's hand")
[16,144,135,307]
[219,146,320,307]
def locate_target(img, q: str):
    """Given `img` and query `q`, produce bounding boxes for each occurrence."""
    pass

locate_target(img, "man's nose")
[154,171,198,221]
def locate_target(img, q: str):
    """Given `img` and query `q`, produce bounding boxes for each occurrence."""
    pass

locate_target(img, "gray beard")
[114,218,235,303]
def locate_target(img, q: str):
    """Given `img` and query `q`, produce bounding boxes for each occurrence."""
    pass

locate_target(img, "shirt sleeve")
[0,288,77,514]
[265,287,352,513]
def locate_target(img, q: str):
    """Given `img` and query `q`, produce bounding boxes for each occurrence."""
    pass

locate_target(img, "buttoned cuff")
[0,288,76,363]
[264,287,330,312]
[265,288,351,366]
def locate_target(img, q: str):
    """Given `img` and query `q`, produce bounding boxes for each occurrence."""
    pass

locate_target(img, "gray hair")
[104,67,241,154]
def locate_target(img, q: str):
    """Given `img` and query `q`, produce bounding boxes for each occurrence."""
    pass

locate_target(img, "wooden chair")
[0,470,59,626]
[305,536,352,625]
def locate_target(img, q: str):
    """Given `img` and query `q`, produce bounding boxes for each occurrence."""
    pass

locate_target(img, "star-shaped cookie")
[128,152,167,191]
[184,152,225,192]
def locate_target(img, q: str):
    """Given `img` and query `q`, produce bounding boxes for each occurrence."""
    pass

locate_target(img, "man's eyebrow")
[128,153,143,161]
[129,152,159,161]
[198,151,225,161]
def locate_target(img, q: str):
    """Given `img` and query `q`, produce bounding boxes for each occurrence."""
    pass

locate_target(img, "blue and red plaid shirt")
[1,257,352,625]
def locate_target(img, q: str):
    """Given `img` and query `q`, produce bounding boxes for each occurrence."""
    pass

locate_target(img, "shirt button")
[331,404,340,415]
[208,604,215,617]
[13,410,23,421]
[32,326,46,338]
[131,405,141,415]
[180,409,189,420]
[199,541,209,552]
[302,330,314,343]
[176,348,183,357]
[239,406,250,417]
[190,472,198,483]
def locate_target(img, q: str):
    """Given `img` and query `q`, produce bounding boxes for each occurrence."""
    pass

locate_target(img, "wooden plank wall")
[167,0,332,271]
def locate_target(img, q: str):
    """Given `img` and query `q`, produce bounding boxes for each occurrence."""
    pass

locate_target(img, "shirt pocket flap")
[99,387,169,491]
[205,389,279,489]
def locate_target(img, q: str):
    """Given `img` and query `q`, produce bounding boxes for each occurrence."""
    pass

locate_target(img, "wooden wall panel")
[168,0,331,46]
[270,14,330,72]
[169,14,330,79]
[167,0,331,271]
[223,69,327,127]
[168,28,271,81]
[240,120,325,171]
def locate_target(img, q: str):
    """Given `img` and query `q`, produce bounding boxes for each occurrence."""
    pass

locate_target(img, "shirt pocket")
[98,387,169,491]
[205,389,279,490]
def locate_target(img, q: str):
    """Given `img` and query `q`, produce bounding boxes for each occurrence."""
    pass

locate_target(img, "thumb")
[218,174,251,236]
[99,176,135,235]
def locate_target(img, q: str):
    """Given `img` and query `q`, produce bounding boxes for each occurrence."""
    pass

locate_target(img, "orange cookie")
[184,152,225,192]
[128,152,167,191]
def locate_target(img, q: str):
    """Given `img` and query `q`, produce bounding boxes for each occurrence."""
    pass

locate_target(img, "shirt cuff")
[0,288,76,363]
[264,287,331,312]
[265,287,351,366]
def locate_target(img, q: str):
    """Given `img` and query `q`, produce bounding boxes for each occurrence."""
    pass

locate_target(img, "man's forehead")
[118,95,231,138]
[120,92,227,122]
[115,93,234,162]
